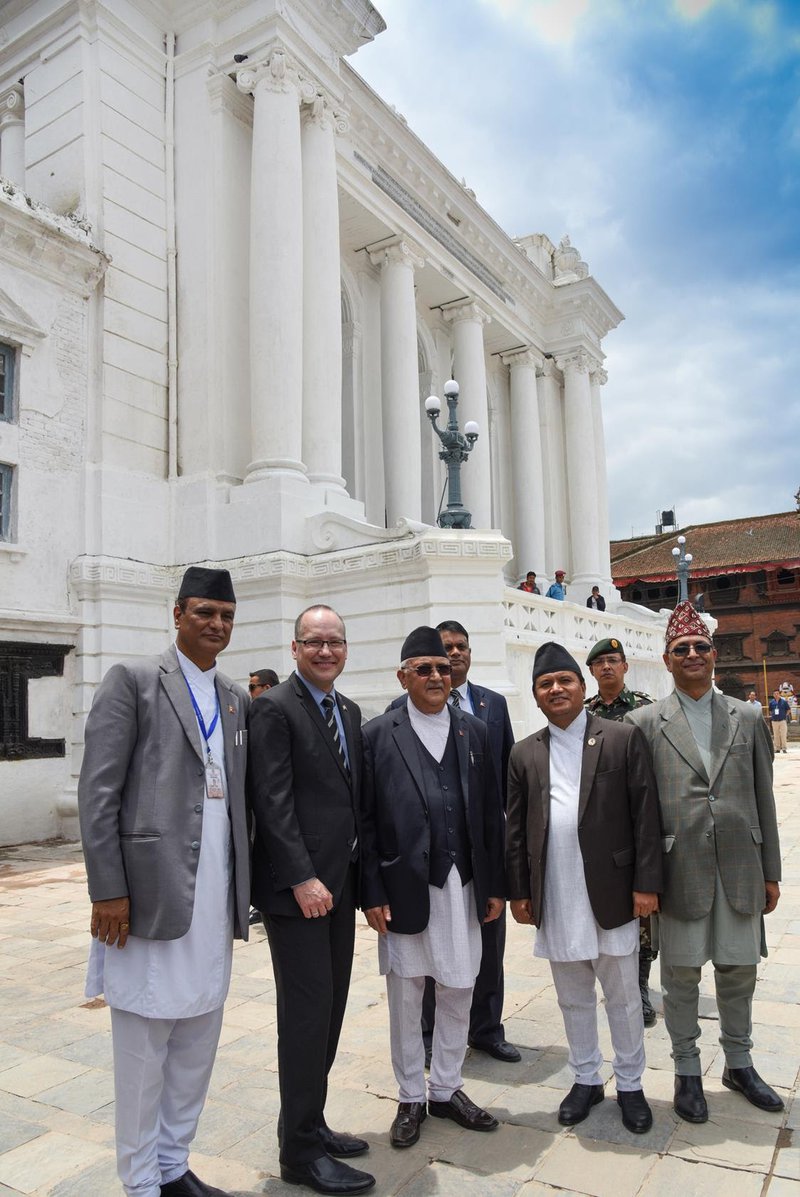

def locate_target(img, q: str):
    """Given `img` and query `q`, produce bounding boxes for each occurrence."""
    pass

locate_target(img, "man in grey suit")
[627,601,783,1123]
[79,566,251,1197]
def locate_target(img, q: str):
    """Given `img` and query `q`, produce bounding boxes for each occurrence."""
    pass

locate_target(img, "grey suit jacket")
[626,690,781,920]
[78,644,251,941]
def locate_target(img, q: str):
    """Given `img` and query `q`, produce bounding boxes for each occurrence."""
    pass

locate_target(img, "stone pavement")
[0,754,798,1197]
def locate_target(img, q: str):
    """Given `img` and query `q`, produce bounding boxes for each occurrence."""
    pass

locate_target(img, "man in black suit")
[361,627,506,1149]
[248,605,374,1196]
[425,620,519,1062]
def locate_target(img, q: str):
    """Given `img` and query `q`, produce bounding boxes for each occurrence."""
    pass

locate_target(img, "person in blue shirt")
[769,690,791,754]
[546,570,567,600]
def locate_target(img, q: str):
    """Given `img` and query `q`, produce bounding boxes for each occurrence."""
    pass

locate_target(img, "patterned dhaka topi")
[664,600,709,647]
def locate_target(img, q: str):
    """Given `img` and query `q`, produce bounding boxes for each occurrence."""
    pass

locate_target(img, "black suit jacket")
[360,704,505,935]
[506,714,662,930]
[586,595,606,611]
[247,672,362,916]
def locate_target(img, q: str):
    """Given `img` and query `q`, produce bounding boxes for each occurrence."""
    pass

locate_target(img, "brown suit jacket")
[506,714,662,930]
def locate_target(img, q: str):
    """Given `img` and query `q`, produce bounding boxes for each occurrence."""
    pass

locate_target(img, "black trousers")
[264,866,356,1166]
[422,906,507,1048]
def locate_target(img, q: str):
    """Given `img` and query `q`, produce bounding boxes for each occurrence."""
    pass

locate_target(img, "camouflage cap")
[586,637,626,666]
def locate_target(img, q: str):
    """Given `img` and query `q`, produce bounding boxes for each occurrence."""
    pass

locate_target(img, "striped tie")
[322,694,349,774]
[449,689,461,709]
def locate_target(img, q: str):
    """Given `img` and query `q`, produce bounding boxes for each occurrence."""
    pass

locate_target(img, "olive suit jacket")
[626,690,781,920]
[506,714,662,930]
[78,644,251,941]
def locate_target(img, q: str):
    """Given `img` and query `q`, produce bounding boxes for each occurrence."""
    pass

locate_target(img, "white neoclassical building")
[0,0,667,844]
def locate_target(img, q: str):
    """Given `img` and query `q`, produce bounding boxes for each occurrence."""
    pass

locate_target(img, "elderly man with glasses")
[360,627,505,1150]
[627,601,783,1123]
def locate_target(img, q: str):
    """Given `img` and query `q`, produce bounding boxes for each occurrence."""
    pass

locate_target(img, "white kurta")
[658,688,762,966]
[378,700,482,987]
[85,649,234,1018]
[534,709,637,962]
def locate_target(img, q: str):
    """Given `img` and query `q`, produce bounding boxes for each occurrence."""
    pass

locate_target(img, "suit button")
[450,850,456,858]
[191,841,200,851]
[442,784,448,790]
[708,795,715,803]
[423,851,429,860]
[446,805,453,812]
[194,804,203,813]
[197,768,204,776]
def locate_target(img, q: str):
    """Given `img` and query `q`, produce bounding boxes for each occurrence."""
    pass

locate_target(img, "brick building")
[611,510,800,701]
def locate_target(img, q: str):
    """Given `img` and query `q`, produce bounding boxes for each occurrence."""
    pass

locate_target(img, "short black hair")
[250,668,279,687]
[436,620,469,640]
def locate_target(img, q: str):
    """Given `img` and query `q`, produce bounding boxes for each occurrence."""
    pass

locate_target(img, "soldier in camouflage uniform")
[585,638,658,1027]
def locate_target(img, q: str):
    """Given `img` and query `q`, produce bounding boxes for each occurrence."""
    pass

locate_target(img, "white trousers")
[110,1005,224,1197]
[386,972,473,1103]
[550,951,645,1091]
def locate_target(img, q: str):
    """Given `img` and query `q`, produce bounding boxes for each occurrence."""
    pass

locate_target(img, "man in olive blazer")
[626,600,782,1124]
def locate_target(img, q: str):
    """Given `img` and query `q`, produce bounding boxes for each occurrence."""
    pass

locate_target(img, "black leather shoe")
[557,1083,604,1126]
[160,1171,231,1197]
[617,1090,653,1134]
[673,1075,708,1123]
[428,1089,499,1131]
[469,1039,522,1063]
[722,1066,784,1112]
[390,1101,426,1147]
[280,1155,375,1194]
[318,1126,370,1157]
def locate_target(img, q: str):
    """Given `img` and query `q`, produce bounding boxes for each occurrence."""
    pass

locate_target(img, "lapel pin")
[588,737,596,746]
[228,705,235,714]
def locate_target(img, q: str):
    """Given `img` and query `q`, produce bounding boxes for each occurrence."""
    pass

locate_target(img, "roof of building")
[611,510,800,585]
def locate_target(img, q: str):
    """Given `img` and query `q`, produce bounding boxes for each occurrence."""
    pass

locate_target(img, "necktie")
[322,694,349,773]
[450,689,461,709]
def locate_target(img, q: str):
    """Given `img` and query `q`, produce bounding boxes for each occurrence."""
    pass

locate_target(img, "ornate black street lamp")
[424,380,479,529]
[671,535,693,603]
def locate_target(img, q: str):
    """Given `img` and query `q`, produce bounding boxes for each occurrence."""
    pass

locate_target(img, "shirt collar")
[296,670,335,706]
[176,645,216,684]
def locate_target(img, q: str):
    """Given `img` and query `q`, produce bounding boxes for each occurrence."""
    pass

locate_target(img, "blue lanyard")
[182,673,219,753]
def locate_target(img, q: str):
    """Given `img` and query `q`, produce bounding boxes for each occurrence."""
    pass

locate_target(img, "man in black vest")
[361,628,506,1150]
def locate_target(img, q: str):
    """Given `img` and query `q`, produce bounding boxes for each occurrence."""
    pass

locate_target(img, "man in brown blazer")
[506,642,662,1134]
[627,601,783,1123]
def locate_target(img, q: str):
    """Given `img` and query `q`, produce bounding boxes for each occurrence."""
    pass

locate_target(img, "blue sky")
[354,0,800,539]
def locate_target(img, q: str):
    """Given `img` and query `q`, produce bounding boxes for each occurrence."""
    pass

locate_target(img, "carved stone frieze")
[501,347,542,371]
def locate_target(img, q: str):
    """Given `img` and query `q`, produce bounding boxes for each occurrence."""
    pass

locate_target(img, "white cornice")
[0,183,108,295]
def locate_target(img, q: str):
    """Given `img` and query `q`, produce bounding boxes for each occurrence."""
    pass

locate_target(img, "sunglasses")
[669,643,713,657]
[405,663,452,678]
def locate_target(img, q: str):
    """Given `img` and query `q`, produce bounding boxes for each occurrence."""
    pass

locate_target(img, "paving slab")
[0,756,798,1196]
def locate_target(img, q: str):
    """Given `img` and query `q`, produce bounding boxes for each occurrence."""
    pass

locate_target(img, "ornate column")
[536,357,568,587]
[238,49,308,482]
[301,92,347,493]
[590,364,613,588]
[556,349,601,590]
[0,85,25,189]
[369,238,424,525]
[444,301,492,528]
[502,348,546,580]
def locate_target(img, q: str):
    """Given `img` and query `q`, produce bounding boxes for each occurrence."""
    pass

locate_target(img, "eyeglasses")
[296,638,347,651]
[670,642,713,657]
[405,662,452,678]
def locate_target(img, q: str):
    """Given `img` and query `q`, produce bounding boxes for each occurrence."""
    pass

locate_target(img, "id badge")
[206,758,224,799]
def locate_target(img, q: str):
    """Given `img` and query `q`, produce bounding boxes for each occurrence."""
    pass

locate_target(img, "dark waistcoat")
[417,728,472,889]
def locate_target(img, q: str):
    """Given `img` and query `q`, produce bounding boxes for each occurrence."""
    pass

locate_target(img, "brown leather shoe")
[390,1101,426,1147]
[428,1089,498,1131]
